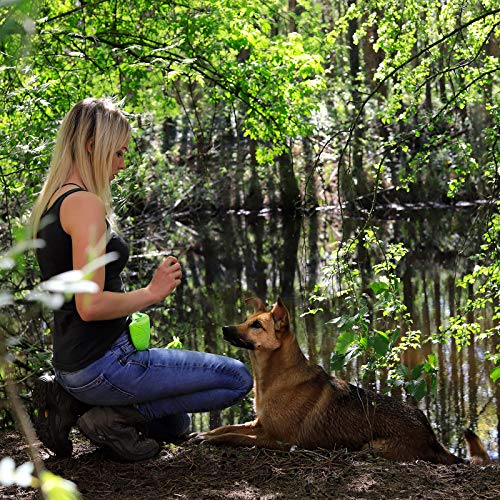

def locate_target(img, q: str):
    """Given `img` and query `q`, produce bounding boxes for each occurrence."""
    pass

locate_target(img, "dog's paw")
[186,432,207,445]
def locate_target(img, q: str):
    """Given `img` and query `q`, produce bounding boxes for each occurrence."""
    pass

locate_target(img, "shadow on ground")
[1,430,499,499]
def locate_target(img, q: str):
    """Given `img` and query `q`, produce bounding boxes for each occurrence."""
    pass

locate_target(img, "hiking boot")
[32,373,90,457]
[77,406,160,462]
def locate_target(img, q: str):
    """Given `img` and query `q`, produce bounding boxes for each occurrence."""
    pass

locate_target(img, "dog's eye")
[251,320,263,329]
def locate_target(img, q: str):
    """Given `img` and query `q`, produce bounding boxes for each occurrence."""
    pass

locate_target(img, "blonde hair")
[30,97,131,236]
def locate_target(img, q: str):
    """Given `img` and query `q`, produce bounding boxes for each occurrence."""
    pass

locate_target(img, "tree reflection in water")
[125,207,498,460]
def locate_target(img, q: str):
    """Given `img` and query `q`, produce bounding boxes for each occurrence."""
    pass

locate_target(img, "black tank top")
[36,188,130,371]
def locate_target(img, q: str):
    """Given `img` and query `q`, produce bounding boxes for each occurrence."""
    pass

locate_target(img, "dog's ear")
[271,297,289,330]
[245,297,267,313]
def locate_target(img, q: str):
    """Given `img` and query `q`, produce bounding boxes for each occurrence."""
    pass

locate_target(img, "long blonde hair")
[30,97,131,236]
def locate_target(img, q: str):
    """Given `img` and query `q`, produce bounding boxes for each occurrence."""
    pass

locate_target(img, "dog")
[195,297,490,464]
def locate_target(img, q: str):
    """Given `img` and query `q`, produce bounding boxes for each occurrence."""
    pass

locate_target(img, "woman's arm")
[60,191,181,322]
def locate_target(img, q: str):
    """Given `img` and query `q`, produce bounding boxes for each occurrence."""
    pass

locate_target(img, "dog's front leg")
[201,428,290,451]
[189,419,261,444]
[201,419,260,437]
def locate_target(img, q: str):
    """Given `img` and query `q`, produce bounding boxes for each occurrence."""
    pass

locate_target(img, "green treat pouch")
[129,312,151,350]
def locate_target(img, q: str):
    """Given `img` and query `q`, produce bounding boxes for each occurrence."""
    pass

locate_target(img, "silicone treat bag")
[129,312,151,350]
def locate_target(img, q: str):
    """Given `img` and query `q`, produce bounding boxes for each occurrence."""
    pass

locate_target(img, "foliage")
[0,0,498,441]
[0,457,80,499]
[1,0,498,218]
[38,470,81,500]
[434,203,500,379]
[0,234,111,498]
[0,457,34,488]
[322,0,499,204]
[307,229,440,400]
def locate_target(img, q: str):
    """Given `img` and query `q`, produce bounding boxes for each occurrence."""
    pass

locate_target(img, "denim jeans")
[55,331,253,437]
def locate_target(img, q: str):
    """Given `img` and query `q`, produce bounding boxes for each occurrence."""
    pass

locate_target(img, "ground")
[1,430,498,499]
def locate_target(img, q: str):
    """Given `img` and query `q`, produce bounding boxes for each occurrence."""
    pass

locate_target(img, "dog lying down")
[195,297,490,464]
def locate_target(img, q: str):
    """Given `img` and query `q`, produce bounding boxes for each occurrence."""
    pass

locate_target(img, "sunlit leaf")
[39,470,81,500]
[0,257,15,270]
[335,331,356,354]
[41,277,99,294]
[368,281,389,295]
[25,290,65,309]
[167,336,183,349]
[0,293,13,307]
[81,251,119,276]
[0,458,34,488]
[12,461,34,488]
[424,353,438,371]
[490,366,500,383]
[0,457,15,487]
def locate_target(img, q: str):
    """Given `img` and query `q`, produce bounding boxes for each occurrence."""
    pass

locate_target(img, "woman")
[30,98,252,461]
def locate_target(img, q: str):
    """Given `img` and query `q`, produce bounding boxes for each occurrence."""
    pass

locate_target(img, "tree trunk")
[362,14,385,96]
[201,233,222,429]
[434,274,448,444]
[344,9,367,200]
[289,0,297,33]
[280,213,302,302]
[467,283,478,429]
[277,149,301,212]
[305,211,319,364]
[245,140,264,210]
[448,276,462,456]
[303,137,318,208]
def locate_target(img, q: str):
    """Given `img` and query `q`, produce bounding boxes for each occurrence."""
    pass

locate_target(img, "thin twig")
[3,358,46,499]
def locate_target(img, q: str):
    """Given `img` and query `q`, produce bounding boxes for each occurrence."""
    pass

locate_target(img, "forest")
[0,0,499,498]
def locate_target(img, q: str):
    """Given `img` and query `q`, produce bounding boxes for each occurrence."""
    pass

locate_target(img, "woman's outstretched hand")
[146,256,182,302]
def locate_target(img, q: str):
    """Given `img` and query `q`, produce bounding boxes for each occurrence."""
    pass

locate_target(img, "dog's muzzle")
[222,326,255,350]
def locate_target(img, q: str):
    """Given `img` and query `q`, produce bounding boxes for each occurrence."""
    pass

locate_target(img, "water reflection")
[124,207,498,459]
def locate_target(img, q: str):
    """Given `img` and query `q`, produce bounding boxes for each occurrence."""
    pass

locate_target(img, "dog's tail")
[464,428,491,464]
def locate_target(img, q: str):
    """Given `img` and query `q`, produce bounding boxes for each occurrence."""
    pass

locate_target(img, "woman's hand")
[146,256,182,302]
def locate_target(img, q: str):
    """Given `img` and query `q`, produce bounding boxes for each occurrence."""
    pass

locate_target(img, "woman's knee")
[233,359,253,396]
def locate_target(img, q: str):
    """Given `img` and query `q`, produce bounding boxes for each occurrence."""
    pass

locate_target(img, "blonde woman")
[31,98,252,461]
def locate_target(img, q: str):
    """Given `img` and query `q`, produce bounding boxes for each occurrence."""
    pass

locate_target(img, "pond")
[122,204,498,459]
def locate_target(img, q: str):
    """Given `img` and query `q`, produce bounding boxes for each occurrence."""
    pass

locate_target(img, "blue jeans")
[55,332,252,437]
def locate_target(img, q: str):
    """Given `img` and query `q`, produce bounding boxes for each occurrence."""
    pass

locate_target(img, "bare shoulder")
[60,191,106,235]
[61,190,104,210]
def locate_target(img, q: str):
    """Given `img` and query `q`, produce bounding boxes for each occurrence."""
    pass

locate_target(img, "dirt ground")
[1,430,499,499]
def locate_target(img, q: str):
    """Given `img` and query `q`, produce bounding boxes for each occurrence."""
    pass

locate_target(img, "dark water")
[122,205,498,459]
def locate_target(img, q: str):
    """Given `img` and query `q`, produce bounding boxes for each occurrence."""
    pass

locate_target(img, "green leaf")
[411,364,424,379]
[39,470,81,499]
[338,316,357,332]
[326,316,342,325]
[300,307,323,317]
[411,378,428,401]
[358,336,368,349]
[430,373,438,396]
[336,331,356,354]
[167,336,183,349]
[330,352,346,371]
[396,364,410,378]
[368,281,390,295]
[424,353,438,371]
[490,366,500,383]
[373,332,390,356]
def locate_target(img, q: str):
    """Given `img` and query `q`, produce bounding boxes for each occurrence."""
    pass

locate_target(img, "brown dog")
[196,297,489,464]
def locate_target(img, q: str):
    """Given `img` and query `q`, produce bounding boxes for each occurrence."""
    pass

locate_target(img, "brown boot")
[77,406,159,461]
